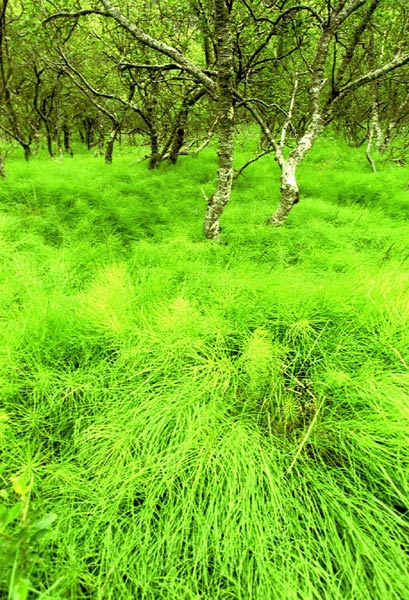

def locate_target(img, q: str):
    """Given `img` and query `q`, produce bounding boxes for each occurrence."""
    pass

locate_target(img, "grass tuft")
[1,137,408,598]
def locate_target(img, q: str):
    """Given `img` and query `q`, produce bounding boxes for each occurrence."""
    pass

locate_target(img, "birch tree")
[202,0,234,239]
[239,0,409,225]
[43,0,235,239]
[99,0,235,239]
[37,0,409,235]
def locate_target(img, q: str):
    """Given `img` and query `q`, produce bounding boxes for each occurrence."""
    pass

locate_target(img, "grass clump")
[1,138,409,599]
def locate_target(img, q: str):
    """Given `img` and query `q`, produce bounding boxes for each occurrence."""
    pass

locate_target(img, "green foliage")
[0,473,57,600]
[1,138,409,598]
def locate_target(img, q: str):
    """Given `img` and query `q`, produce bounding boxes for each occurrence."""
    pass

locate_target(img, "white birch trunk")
[269,119,324,226]
[203,107,234,239]
[366,124,377,173]
[203,0,234,240]
[268,159,299,226]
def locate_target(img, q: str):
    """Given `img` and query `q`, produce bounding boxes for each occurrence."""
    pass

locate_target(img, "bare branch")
[279,73,298,150]
[332,0,366,29]
[119,62,185,72]
[234,90,279,156]
[335,53,409,102]
[233,149,274,180]
[119,61,217,77]
[42,9,110,25]
[53,51,151,129]
[333,0,381,90]
[274,5,324,26]
[43,1,216,93]
[99,0,216,94]
[58,51,119,102]
[64,69,118,123]
[241,1,324,27]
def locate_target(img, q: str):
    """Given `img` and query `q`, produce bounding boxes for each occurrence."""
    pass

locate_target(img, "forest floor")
[1,136,409,599]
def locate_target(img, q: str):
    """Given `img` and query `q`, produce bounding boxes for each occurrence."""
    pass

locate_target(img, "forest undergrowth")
[1,136,409,599]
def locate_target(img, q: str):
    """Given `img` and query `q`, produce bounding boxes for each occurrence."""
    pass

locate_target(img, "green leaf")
[31,512,57,531]
[0,502,23,529]
[10,576,30,600]
[10,476,31,497]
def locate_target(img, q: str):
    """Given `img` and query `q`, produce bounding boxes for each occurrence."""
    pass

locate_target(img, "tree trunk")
[167,88,205,164]
[0,154,5,178]
[268,118,324,226]
[203,0,234,240]
[63,124,73,156]
[32,130,40,156]
[168,123,185,164]
[104,133,115,164]
[23,143,31,161]
[366,125,377,173]
[105,123,121,164]
[167,103,189,165]
[83,117,94,150]
[268,160,300,226]
[46,129,54,158]
[148,129,160,169]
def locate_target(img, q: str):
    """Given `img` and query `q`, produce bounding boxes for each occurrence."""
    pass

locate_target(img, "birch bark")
[267,0,409,226]
[269,119,324,226]
[203,0,234,240]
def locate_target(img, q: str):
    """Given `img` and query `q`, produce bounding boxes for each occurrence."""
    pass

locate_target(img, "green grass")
[1,138,409,599]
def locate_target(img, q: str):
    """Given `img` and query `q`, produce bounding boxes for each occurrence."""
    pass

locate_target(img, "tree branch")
[119,61,217,77]
[99,0,216,94]
[42,9,110,25]
[279,73,298,151]
[119,62,185,72]
[335,53,409,102]
[333,0,381,91]
[234,90,280,155]
[234,149,274,180]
